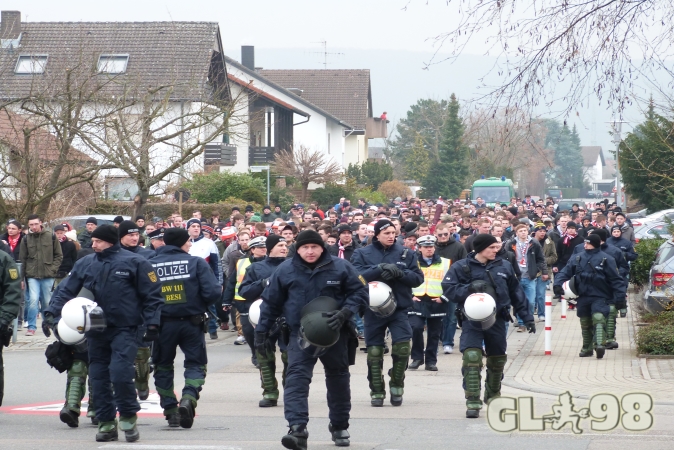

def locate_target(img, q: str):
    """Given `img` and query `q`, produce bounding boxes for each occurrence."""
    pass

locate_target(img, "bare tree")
[273,145,343,201]
[422,1,673,117]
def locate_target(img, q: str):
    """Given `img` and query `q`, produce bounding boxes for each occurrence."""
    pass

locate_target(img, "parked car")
[642,239,674,314]
[546,189,563,201]
[555,199,584,212]
[626,208,648,220]
[631,208,674,228]
[602,191,610,197]
[634,222,672,243]
[49,215,131,231]
[587,190,603,198]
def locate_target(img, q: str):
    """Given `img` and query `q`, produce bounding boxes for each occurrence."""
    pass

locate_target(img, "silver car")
[642,239,674,314]
[634,222,672,242]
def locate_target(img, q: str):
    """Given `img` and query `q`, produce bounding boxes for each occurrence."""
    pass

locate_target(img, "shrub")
[378,180,411,200]
[240,188,266,205]
[630,238,666,289]
[354,187,388,206]
[181,171,265,204]
[87,198,262,221]
[311,183,351,207]
[636,322,674,355]
[270,188,297,211]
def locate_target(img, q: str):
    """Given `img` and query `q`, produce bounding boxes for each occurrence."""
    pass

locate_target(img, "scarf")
[58,235,67,243]
[7,234,19,252]
[337,240,347,259]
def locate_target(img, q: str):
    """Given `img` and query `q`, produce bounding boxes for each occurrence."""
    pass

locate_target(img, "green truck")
[471,176,515,206]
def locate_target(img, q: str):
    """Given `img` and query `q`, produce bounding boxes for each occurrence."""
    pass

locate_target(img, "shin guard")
[484,355,507,404]
[366,346,385,399]
[462,348,483,410]
[388,341,411,397]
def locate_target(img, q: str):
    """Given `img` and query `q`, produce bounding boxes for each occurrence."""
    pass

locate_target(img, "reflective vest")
[413,257,451,298]
[234,257,252,301]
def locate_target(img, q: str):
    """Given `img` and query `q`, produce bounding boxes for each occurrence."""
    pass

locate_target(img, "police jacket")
[606,236,638,262]
[441,253,533,323]
[222,254,262,310]
[149,245,221,318]
[410,253,450,318]
[0,250,21,326]
[497,243,521,279]
[328,239,359,262]
[122,244,156,260]
[572,241,629,278]
[506,237,547,279]
[435,238,467,263]
[239,256,286,302]
[554,248,626,303]
[257,247,369,334]
[351,238,424,311]
[47,243,163,328]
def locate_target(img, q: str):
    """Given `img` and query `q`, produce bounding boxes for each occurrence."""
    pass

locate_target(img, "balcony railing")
[204,143,237,166]
[366,117,388,139]
[249,146,275,165]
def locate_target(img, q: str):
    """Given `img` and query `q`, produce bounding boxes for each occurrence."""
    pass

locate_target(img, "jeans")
[353,314,364,335]
[517,277,536,326]
[535,277,549,318]
[26,278,54,331]
[442,301,458,347]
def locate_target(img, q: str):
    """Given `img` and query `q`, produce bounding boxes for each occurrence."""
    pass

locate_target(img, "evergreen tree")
[545,120,584,189]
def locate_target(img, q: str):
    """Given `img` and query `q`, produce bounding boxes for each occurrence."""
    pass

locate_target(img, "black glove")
[254,331,269,356]
[525,321,536,333]
[553,285,564,297]
[379,263,403,280]
[0,320,9,336]
[454,307,464,328]
[42,312,55,338]
[326,308,354,331]
[143,325,160,341]
[615,299,627,310]
[469,280,490,294]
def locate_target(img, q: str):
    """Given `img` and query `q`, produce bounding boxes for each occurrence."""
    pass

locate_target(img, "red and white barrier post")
[544,296,552,355]
[561,296,567,320]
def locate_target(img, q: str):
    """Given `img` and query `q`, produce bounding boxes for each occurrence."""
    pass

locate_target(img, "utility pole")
[609,120,628,209]
[310,40,344,69]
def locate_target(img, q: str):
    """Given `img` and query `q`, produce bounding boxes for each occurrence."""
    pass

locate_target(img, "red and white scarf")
[337,240,347,259]
[7,234,19,252]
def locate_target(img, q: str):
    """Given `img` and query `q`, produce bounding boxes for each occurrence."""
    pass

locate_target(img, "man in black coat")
[328,224,359,262]
[53,225,77,284]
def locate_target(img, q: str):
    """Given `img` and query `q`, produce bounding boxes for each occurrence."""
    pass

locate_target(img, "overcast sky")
[4,1,647,153]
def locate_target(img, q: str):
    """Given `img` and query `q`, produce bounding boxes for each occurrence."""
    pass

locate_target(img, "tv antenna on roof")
[310,40,344,69]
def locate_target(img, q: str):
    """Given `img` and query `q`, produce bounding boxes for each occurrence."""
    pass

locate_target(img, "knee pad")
[592,312,606,326]
[391,341,411,358]
[367,346,384,359]
[136,347,151,361]
[69,359,88,378]
[462,348,483,367]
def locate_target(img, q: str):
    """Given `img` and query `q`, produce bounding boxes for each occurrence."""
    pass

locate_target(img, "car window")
[655,245,674,265]
[648,225,668,235]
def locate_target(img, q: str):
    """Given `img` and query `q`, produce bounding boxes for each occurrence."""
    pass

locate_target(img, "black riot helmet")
[298,296,341,357]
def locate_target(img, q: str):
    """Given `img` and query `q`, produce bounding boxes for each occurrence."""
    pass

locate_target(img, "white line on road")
[99,446,242,450]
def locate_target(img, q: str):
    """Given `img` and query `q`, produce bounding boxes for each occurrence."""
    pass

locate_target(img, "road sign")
[250,165,270,173]
[612,186,617,193]
[174,188,191,202]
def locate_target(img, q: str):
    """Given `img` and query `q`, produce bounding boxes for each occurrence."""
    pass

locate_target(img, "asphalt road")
[2,335,674,449]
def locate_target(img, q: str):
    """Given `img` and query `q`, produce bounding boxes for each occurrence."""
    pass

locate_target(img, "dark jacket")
[328,239,359,262]
[606,236,638,263]
[0,232,24,262]
[497,242,521,279]
[149,245,221,317]
[78,230,93,249]
[536,236,558,268]
[260,213,277,223]
[122,244,156,260]
[554,248,626,303]
[572,242,629,279]
[506,237,547,279]
[47,243,163,327]
[57,239,78,278]
[0,250,22,325]
[351,239,425,312]
[554,234,584,270]
[411,252,449,318]
[19,230,63,279]
[257,249,369,333]
[441,254,532,323]
[435,237,467,263]
[238,256,286,301]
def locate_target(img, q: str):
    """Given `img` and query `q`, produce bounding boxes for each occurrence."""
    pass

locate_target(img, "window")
[97,54,129,74]
[14,55,48,74]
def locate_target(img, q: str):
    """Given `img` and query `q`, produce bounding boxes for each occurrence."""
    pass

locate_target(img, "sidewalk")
[503,291,674,404]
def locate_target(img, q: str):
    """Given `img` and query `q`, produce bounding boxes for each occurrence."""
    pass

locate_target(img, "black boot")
[259,398,278,407]
[282,424,308,450]
[408,360,422,370]
[178,398,195,429]
[59,406,79,428]
[329,423,350,447]
[166,413,180,428]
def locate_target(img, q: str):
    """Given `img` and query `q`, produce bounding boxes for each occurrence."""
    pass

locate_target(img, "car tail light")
[632,220,642,227]
[653,273,674,287]
[635,238,640,244]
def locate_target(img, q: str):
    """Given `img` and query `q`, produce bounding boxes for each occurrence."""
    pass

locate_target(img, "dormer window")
[15,55,48,74]
[97,54,129,74]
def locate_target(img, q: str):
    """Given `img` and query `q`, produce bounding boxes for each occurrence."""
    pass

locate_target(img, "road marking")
[0,392,164,416]
[99,446,242,449]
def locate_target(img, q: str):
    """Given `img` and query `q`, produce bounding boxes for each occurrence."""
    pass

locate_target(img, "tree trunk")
[302,182,309,202]
[133,186,149,219]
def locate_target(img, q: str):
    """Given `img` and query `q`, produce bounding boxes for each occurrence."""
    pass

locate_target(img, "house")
[0,10,231,198]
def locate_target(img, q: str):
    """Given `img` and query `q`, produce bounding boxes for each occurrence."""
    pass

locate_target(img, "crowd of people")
[0,193,637,447]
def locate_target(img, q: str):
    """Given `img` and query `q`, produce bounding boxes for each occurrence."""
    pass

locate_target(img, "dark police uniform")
[257,249,368,443]
[351,238,424,406]
[442,253,532,416]
[554,247,626,357]
[121,243,156,400]
[0,250,21,407]
[149,245,221,427]
[238,255,288,407]
[47,243,163,438]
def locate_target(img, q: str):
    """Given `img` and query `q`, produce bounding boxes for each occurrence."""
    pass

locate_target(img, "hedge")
[88,198,263,221]
[630,238,666,289]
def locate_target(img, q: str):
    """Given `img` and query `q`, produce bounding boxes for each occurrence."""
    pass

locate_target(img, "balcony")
[249,146,275,165]
[366,117,388,139]
[204,143,237,166]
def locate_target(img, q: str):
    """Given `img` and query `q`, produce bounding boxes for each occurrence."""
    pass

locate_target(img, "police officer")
[351,219,424,407]
[256,230,368,450]
[0,247,21,407]
[118,220,155,401]
[409,235,451,371]
[606,225,637,319]
[46,225,163,442]
[442,234,534,418]
[554,234,626,359]
[149,228,222,428]
[147,227,165,250]
[223,235,268,367]
[239,234,289,407]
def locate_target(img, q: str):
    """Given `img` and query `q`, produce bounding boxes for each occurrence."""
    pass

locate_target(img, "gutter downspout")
[293,115,311,126]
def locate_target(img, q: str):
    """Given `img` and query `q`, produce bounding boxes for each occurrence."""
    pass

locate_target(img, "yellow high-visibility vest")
[234,258,252,301]
[413,257,451,298]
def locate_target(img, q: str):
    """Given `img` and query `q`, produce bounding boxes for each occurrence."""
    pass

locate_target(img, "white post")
[544,299,552,355]
[561,297,567,320]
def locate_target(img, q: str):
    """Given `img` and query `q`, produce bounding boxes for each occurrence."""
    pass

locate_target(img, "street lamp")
[609,120,628,209]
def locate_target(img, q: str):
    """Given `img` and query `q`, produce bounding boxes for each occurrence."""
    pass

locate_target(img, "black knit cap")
[473,234,498,253]
[86,217,98,225]
[163,227,190,248]
[91,225,119,245]
[295,230,324,249]
[113,216,124,224]
[585,234,601,249]
[118,220,140,239]
[402,222,418,234]
[266,234,286,253]
[374,219,395,236]
[336,224,352,235]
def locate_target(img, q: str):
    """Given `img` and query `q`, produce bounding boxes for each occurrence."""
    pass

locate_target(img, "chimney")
[1,11,21,40]
[241,45,255,71]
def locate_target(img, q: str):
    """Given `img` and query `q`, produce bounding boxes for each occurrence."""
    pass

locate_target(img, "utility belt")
[161,314,208,333]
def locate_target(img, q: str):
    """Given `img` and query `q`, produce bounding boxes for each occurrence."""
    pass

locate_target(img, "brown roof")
[258,69,372,129]
[580,146,605,167]
[0,21,223,100]
[603,158,616,179]
[0,110,92,161]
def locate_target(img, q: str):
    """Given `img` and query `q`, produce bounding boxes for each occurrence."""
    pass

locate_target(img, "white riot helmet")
[61,297,106,333]
[249,299,263,328]
[56,320,87,352]
[464,293,497,330]
[368,281,396,317]
[563,279,578,300]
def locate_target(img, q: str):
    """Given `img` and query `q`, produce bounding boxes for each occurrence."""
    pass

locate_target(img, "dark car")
[555,199,584,213]
[642,239,674,314]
